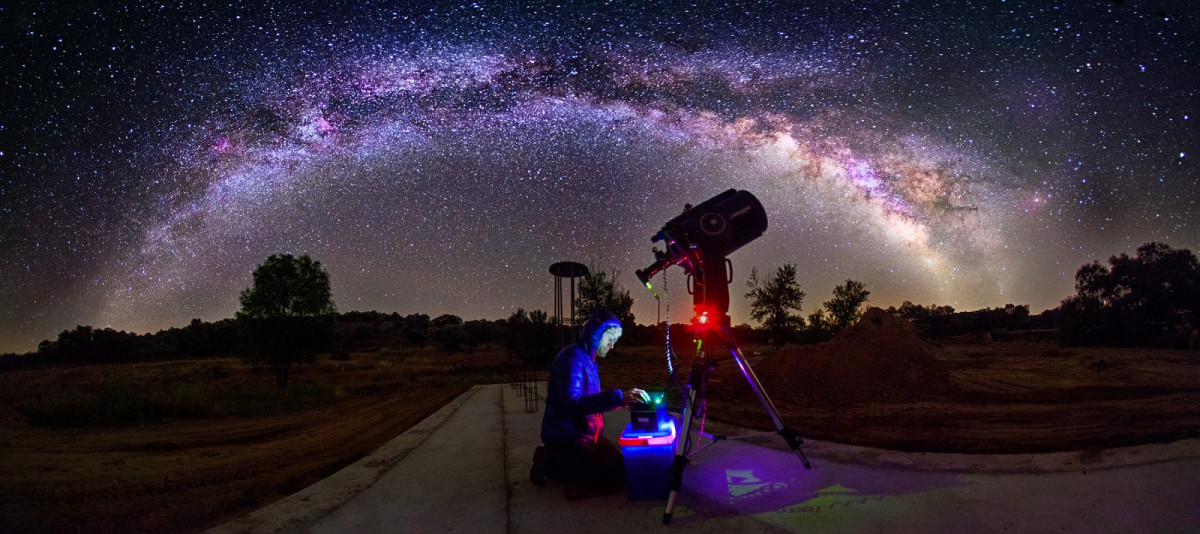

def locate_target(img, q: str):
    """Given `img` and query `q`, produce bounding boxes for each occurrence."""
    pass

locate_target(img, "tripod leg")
[727,342,811,468]
[663,382,698,524]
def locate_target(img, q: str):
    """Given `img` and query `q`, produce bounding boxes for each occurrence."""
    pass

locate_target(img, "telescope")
[635,189,767,327]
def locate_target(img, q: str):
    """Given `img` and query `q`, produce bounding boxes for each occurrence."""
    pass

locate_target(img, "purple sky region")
[1,1,1197,353]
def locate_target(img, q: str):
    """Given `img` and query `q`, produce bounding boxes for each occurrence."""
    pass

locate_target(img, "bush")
[433,324,470,352]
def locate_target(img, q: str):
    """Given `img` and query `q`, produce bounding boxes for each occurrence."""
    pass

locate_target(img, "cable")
[663,267,673,375]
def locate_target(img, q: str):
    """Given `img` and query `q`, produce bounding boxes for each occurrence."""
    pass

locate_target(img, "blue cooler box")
[618,416,677,500]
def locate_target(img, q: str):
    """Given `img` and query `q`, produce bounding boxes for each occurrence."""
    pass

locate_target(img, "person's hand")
[624,388,650,405]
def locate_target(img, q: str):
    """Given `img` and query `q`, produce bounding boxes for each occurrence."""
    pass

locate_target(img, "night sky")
[2,1,1196,354]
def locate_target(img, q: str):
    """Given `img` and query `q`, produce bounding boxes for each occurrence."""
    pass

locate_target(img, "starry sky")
[1,1,1197,354]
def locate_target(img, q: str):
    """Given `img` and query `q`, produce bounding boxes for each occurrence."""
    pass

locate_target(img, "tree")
[889,301,955,322]
[744,264,806,347]
[804,309,834,343]
[433,323,470,352]
[431,314,463,328]
[403,313,431,344]
[504,308,556,367]
[823,279,871,332]
[237,254,337,387]
[463,319,497,344]
[1057,242,1200,346]
[575,266,636,327]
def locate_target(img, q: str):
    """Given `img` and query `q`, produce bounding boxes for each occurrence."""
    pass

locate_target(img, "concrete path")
[210,383,1200,533]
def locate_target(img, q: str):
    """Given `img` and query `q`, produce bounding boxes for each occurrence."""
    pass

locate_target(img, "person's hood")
[581,307,621,353]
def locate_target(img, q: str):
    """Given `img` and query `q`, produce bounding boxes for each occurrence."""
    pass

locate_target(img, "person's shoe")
[529,446,546,487]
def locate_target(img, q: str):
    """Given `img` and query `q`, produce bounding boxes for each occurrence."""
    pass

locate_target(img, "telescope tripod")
[630,189,808,523]
[663,326,810,524]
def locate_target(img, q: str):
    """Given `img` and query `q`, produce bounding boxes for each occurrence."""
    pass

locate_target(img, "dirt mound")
[717,307,948,407]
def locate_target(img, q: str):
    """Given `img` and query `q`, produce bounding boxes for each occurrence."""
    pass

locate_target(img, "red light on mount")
[691,305,714,332]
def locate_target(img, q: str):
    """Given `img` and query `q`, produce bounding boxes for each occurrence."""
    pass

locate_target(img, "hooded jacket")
[540,308,625,445]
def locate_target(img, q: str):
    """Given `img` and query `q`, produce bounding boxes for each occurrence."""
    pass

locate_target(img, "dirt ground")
[0,348,505,533]
[3,313,1200,532]
[667,309,1200,454]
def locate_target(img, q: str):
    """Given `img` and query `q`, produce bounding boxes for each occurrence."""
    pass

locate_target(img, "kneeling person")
[530,308,648,497]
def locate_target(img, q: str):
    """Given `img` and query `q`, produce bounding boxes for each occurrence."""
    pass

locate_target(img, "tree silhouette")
[504,308,556,367]
[237,254,337,387]
[1058,242,1199,346]
[431,314,464,328]
[744,264,806,347]
[823,279,871,332]
[574,266,636,327]
[804,308,833,343]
